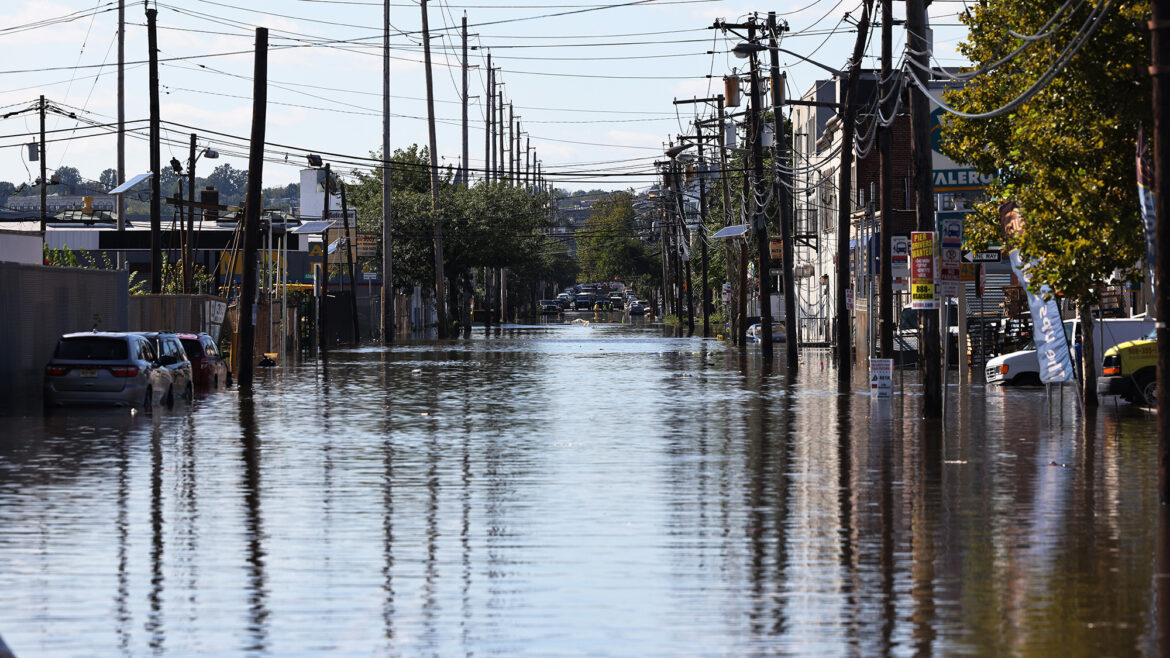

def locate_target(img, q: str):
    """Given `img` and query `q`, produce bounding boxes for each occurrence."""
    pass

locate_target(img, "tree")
[940,0,1150,405]
[99,168,118,191]
[53,166,82,194]
[576,191,658,286]
[0,181,16,207]
[205,163,248,203]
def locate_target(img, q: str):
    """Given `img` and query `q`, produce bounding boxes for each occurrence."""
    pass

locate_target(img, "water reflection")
[0,327,1163,655]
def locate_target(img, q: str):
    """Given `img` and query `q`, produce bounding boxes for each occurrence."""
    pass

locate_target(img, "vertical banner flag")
[938,217,963,297]
[1138,126,1157,291]
[910,231,937,309]
[999,201,1075,384]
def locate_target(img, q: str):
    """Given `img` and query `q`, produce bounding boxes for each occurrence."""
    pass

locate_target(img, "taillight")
[1000,364,1009,375]
[109,366,139,377]
[45,365,68,376]
[1104,367,1120,376]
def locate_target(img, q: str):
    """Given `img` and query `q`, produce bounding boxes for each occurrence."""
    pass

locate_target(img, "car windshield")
[181,339,202,357]
[55,337,128,360]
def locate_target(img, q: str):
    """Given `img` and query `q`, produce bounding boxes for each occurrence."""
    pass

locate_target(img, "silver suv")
[43,332,176,411]
[136,332,194,402]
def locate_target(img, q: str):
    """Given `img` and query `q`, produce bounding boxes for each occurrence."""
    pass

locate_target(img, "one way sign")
[962,250,1001,263]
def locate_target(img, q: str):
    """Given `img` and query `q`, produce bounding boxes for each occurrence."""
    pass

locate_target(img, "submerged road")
[0,322,1160,656]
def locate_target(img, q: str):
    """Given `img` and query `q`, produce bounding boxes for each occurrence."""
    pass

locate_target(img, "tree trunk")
[1080,301,1098,407]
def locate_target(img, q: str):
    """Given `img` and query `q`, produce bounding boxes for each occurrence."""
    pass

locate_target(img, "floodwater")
[0,321,1162,656]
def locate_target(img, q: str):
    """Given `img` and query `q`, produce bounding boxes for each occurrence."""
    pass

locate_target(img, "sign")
[363,272,377,281]
[769,268,783,277]
[910,231,937,309]
[1008,248,1075,383]
[932,168,995,191]
[891,236,909,277]
[722,282,732,304]
[938,217,962,297]
[960,262,979,282]
[870,358,893,399]
[769,237,783,260]
[962,250,1000,263]
[845,288,854,311]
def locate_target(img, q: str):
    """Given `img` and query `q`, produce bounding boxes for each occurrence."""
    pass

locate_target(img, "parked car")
[608,294,625,310]
[539,300,563,315]
[628,301,646,315]
[747,322,786,343]
[137,331,195,402]
[986,316,1155,386]
[43,331,175,411]
[178,332,230,391]
[1098,329,1157,405]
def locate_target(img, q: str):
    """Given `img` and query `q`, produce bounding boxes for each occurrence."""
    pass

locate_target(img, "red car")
[178,332,231,391]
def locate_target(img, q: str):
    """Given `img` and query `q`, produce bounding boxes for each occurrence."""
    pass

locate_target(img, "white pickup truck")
[985,317,1155,386]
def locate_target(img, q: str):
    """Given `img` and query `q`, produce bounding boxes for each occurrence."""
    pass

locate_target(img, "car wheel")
[165,386,175,409]
[184,382,193,402]
[1137,372,1157,407]
[144,387,153,414]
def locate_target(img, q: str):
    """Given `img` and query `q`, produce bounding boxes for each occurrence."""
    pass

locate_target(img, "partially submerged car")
[44,332,176,411]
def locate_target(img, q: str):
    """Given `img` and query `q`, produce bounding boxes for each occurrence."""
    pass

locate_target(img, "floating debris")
[411,368,422,375]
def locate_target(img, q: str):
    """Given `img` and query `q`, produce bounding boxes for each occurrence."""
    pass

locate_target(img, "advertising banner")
[910,231,937,309]
[870,358,893,399]
[1138,127,1157,291]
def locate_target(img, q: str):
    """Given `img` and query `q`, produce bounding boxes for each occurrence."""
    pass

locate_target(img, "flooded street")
[0,322,1162,656]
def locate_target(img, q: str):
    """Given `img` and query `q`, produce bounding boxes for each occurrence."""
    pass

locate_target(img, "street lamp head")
[665,143,693,158]
[202,148,219,160]
[306,153,323,167]
[732,42,766,59]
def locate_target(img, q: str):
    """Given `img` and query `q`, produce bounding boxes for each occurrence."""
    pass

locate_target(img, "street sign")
[962,250,1001,263]
[910,231,937,309]
[870,358,893,399]
[939,217,962,297]
[362,272,377,281]
[891,236,909,278]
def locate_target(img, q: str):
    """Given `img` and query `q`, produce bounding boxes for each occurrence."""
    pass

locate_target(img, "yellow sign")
[769,237,783,260]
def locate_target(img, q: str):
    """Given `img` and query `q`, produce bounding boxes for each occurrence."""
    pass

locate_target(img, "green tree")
[576,191,658,286]
[99,168,118,191]
[53,166,82,194]
[940,0,1150,404]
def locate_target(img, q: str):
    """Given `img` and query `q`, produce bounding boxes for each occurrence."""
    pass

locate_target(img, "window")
[139,340,156,363]
[56,337,128,360]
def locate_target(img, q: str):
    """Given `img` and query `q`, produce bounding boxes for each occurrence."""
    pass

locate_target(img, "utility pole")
[697,123,711,337]
[768,12,798,369]
[147,8,162,293]
[116,0,126,266]
[746,22,775,359]
[835,0,874,383]
[1152,0,1170,503]
[341,182,360,345]
[498,89,505,180]
[509,104,516,183]
[461,14,469,188]
[486,55,493,183]
[185,133,196,294]
[319,164,331,353]
[420,0,448,338]
[38,95,46,234]
[382,0,395,344]
[237,27,268,389]
[878,0,894,359]
[907,0,940,417]
[716,98,738,344]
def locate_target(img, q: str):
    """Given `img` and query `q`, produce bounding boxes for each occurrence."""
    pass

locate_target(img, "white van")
[985,316,1155,386]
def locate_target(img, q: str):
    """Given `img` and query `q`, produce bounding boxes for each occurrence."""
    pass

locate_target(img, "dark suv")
[137,332,195,402]
[178,332,231,391]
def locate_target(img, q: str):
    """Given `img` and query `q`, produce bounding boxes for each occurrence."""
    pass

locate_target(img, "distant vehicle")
[573,294,595,310]
[539,299,563,315]
[628,301,647,315]
[178,332,230,391]
[594,299,612,311]
[986,316,1155,386]
[137,331,195,402]
[43,332,175,411]
[608,293,625,310]
[747,322,786,343]
[555,295,571,310]
[1098,329,1157,405]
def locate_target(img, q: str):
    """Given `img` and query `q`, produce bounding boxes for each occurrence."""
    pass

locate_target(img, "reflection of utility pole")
[908,0,940,417]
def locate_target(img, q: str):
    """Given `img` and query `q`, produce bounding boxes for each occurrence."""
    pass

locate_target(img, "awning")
[711,224,750,240]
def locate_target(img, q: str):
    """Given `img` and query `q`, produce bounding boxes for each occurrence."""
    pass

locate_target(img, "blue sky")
[0,0,971,193]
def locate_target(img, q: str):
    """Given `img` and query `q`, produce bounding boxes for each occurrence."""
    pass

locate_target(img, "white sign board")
[870,358,893,399]
[722,282,732,304]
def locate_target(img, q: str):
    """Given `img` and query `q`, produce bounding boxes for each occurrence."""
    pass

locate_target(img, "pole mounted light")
[665,143,694,159]
[732,42,767,59]
[306,153,323,167]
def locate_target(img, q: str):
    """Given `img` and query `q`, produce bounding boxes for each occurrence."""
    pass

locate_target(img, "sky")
[0,0,971,195]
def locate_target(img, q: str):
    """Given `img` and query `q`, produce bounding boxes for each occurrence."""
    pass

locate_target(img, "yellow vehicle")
[1097,329,1157,406]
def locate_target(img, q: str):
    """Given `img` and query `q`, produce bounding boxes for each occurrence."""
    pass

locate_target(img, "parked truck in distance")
[1097,329,1157,405]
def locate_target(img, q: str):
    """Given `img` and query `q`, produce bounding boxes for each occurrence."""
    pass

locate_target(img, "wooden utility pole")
[237,27,268,389]
[747,23,775,359]
[382,0,395,344]
[835,0,874,383]
[147,9,162,293]
[319,164,331,353]
[420,0,448,338]
[38,95,46,234]
[716,98,738,344]
[509,104,516,182]
[341,182,360,344]
[486,55,493,183]
[498,90,505,180]
[185,133,196,294]
[768,12,798,368]
[697,123,711,337]
[461,14,469,188]
[878,0,894,359]
[1152,0,1170,502]
[116,0,126,264]
[907,0,941,417]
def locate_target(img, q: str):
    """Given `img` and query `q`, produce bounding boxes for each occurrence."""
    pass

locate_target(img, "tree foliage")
[576,191,659,287]
[940,0,1150,301]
